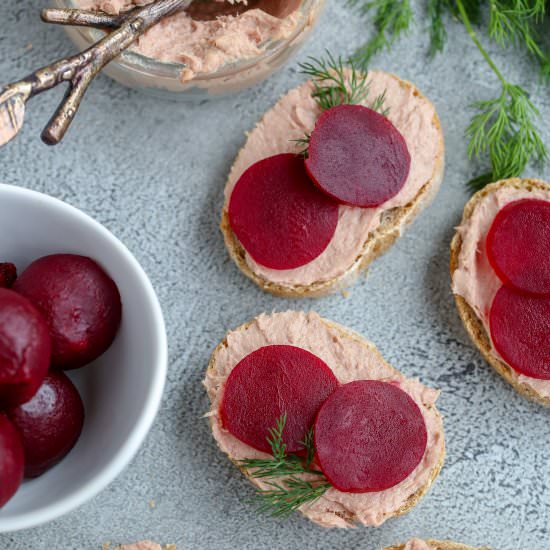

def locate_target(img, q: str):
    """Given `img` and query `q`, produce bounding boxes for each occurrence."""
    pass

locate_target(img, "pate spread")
[204,311,444,528]
[225,72,443,286]
[78,0,301,80]
[452,185,550,398]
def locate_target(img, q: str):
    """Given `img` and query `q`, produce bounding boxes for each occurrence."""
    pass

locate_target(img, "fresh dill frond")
[299,52,371,110]
[238,415,331,517]
[298,52,389,113]
[293,53,389,156]
[349,0,414,69]
[290,134,311,157]
[253,477,331,518]
[427,0,448,56]
[488,0,550,80]
[349,0,549,191]
[456,0,547,191]
[466,83,547,191]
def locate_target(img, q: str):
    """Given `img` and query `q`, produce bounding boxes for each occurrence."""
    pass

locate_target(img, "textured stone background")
[1,1,550,549]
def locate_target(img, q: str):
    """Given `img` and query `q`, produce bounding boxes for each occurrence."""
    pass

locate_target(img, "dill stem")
[455,0,507,86]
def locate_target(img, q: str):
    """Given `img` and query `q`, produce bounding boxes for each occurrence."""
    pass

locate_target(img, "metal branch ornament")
[0,0,192,148]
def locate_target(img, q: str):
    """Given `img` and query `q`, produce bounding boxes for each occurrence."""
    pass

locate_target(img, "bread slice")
[450,178,550,407]
[221,72,445,298]
[205,311,445,527]
[383,540,490,550]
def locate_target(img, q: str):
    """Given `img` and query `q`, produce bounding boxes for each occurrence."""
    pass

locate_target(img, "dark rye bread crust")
[221,74,445,298]
[206,314,445,527]
[383,541,490,550]
[450,178,550,407]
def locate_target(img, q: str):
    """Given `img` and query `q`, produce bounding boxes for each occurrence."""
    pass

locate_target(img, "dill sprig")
[487,0,550,80]
[238,415,331,517]
[299,52,379,110]
[349,0,549,191]
[348,0,414,68]
[254,477,332,518]
[427,0,448,56]
[456,0,548,191]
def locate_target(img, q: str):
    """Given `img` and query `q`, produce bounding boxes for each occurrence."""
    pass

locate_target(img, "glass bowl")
[54,0,324,100]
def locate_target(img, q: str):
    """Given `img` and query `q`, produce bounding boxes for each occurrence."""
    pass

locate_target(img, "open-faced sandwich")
[451,178,550,406]
[383,539,490,550]
[221,55,445,297]
[204,311,445,527]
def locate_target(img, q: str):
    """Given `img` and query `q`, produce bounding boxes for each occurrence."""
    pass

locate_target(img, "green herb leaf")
[299,52,373,110]
[253,477,331,518]
[456,0,547,190]
[427,0,448,56]
[350,0,549,191]
[238,415,331,517]
[348,0,414,69]
[466,83,547,190]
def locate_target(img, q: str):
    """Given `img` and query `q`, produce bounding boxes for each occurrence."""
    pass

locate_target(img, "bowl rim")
[0,183,168,533]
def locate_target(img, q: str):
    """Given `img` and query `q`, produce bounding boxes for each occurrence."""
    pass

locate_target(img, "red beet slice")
[220,345,339,454]
[0,262,17,288]
[487,199,550,296]
[13,254,122,370]
[228,153,339,270]
[7,371,85,478]
[0,288,51,408]
[490,285,550,379]
[0,414,24,508]
[305,104,411,208]
[315,380,427,493]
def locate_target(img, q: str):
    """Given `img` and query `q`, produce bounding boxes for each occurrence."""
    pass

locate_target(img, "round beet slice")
[490,285,550,379]
[7,371,85,478]
[487,199,550,296]
[228,153,339,270]
[305,104,411,208]
[0,414,24,508]
[13,254,122,370]
[220,345,339,454]
[0,288,51,409]
[315,380,427,493]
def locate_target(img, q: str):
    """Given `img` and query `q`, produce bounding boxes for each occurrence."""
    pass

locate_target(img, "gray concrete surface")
[1,1,549,549]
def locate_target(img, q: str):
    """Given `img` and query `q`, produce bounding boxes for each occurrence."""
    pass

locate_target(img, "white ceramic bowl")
[0,184,167,532]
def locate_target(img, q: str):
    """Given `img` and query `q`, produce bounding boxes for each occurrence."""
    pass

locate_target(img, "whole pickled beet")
[0,288,51,408]
[7,371,85,478]
[0,413,24,508]
[13,254,122,370]
[0,262,17,288]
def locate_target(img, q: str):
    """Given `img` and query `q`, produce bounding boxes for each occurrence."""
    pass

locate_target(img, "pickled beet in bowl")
[0,184,167,532]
